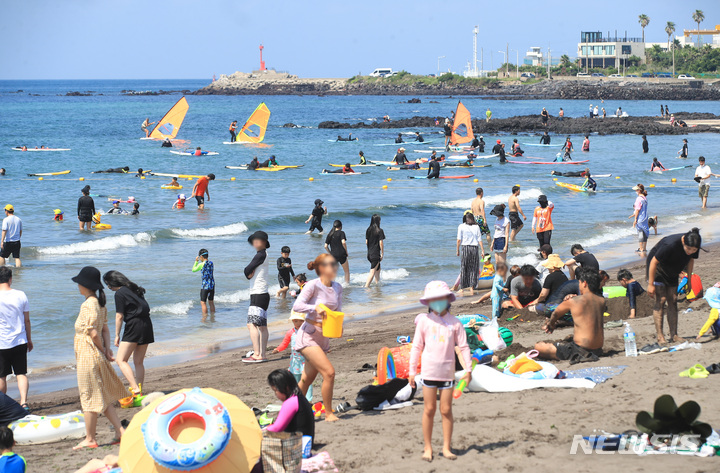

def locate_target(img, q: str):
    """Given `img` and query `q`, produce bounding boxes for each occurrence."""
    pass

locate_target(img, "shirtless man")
[535,268,605,363]
[508,186,526,241]
[471,188,492,246]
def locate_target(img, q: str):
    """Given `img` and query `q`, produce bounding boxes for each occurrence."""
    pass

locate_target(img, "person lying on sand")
[535,268,605,364]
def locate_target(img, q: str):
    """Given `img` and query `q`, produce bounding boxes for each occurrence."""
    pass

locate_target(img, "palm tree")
[560,54,571,67]
[665,21,676,51]
[638,14,650,42]
[692,10,704,45]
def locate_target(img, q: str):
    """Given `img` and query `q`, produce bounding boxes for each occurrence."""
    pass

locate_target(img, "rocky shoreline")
[317,112,720,135]
[193,75,720,100]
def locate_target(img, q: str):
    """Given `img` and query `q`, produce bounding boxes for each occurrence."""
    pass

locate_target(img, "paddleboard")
[328,163,380,167]
[327,139,359,142]
[408,175,474,180]
[443,164,492,169]
[150,172,205,178]
[445,154,499,160]
[373,141,432,147]
[647,165,691,173]
[556,182,596,193]
[27,170,71,176]
[225,165,303,171]
[169,151,219,156]
[429,146,471,151]
[550,173,612,178]
[522,143,558,147]
[508,160,589,165]
[320,171,369,175]
[11,148,71,152]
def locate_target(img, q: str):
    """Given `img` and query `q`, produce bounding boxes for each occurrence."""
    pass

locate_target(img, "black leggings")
[230,130,237,142]
[536,230,552,246]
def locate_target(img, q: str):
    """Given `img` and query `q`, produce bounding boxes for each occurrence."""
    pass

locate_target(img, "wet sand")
[16,242,720,472]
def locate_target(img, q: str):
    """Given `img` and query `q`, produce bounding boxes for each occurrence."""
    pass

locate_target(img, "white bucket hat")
[420,280,456,305]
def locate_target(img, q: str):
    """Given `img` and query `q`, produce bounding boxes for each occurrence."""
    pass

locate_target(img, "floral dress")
[74,297,126,413]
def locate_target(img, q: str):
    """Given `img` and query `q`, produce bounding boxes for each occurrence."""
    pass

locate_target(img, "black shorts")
[278,274,291,289]
[248,293,270,326]
[195,195,205,206]
[368,255,381,270]
[0,344,28,377]
[200,289,215,302]
[555,341,602,364]
[420,379,454,390]
[508,212,523,229]
[0,241,21,259]
[332,253,347,265]
[309,219,323,232]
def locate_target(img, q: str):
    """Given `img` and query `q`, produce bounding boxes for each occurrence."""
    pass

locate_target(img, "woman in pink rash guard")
[265,369,314,440]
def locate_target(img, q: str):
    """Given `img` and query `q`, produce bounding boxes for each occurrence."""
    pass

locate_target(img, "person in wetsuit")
[443,119,452,149]
[414,132,424,142]
[540,131,551,145]
[445,153,476,167]
[324,163,355,174]
[393,148,408,165]
[650,158,666,171]
[511,139,524,156]
[358,151,367,165]
[259,156,278,168]
[642,135,649,153]
[336,134,355,141]
[248,157,260,170]
[77,186,95,231]
[92,166,130,174]
[492,140,506,163]
[161,138,173,148]
[581,171,597,191]
[679,139,688,158]
[427,156,441,179]
[395,133,404,144]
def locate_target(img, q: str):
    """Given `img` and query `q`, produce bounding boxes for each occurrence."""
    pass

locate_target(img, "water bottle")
[624,322,637,357]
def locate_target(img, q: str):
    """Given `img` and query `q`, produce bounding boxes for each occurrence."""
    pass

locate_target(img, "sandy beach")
[14,243,720,472]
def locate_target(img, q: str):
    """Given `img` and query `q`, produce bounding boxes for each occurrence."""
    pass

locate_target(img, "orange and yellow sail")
[237,103,271,143]
[450,101,474,145]
[149,97,189,140]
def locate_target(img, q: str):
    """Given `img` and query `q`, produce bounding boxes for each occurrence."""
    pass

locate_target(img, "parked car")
[641,72,654,78]
[520,72,536,78]
[678,74,695,80]
[656,72,673,78]
[591,72,606,77]
[370,68,393,78]
[626,74,638,77]
[576,72,590,77]
[608,74,623,78]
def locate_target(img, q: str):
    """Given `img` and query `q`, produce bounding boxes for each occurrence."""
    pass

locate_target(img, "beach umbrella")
[118,387,261,473]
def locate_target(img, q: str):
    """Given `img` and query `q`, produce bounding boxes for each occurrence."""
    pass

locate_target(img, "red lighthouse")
[259,44,266,71]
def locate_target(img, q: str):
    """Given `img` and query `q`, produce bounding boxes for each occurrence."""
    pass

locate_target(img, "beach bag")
[479,317,507,351]
[261,431,303,473]
[355,378,408,411]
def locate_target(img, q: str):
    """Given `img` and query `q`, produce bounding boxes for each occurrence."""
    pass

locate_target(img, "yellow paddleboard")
[556,182,593,193]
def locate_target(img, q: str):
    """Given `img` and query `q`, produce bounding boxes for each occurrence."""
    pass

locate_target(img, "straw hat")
[419,280,456,305]
[541,254,565,270]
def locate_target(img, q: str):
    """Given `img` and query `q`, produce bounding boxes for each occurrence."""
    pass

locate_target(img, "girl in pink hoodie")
[409,281,472,462]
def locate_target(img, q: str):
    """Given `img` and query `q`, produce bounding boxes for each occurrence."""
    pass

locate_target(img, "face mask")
[428,300,449,314]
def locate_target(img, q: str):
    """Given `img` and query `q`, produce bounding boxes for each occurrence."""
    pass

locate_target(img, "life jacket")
[194,150,202,156]
[177,199,185,209]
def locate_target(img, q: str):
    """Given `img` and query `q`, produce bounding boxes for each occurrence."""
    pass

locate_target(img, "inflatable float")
[603,286,627,298]
[456,364,596,393]
[10,411,85,445]
[161,185,183,190]
[376,344,421,384]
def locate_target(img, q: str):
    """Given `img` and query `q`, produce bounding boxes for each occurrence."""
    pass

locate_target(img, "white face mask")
[428,300,449,314]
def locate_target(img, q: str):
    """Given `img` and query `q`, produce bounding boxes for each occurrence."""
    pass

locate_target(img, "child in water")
[409,281,472,462]
[172,194,186,209]
[52,209,64,221]
[291,273,307,298]
[617,269,645,319]
[271,312,313,401]
[192,249,215,316]
[167,177,180,187]
[131,203,140,215]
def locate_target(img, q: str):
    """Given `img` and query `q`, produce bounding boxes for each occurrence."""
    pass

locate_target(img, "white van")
[370,68,393,77]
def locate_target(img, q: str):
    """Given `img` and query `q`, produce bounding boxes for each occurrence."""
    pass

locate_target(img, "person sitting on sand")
[650,158,666,172]
[535,268,605,364]
[617,269,645,319]
[535,244,553,283]
[565,244,599,279]
[529,254,568,313]
[393,148,409,165]
[395,133,404,144]
[264,369,314,440]
[503,264,542,310]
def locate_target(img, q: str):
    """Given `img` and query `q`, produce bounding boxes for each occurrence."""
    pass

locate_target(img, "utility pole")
[497,50,506,77]
[506,42,509,77]
[547,48,551,78]
[437,56,445,76]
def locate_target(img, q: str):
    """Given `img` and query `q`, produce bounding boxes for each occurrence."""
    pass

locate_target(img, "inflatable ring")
[94,223,111,230]
[376,347,396,385]
[141,387,232,471]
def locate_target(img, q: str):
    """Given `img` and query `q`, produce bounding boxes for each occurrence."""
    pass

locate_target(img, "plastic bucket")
[320,304,344,338]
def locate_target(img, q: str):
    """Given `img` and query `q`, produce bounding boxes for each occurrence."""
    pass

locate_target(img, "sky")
[1,0,719,80]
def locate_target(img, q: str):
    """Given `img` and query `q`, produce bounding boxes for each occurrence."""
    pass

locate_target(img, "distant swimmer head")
[123,166,130,172]
[0,168,5,176]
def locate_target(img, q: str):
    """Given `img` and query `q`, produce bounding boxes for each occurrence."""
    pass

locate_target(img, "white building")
[577,31,646,69]
[524,47,544,66]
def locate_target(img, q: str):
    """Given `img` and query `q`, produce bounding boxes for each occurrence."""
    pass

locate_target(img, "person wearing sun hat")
[271,311,313,402]
[409,280,471,462]
[1,205,22,268]
[52,209,64,222]
[71,266,127,450]
[244,231,271,363]
[529,255,569,316]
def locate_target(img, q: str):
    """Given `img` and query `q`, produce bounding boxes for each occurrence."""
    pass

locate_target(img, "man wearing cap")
[0,267,32,408]
[492,139,506,163]
[529,254,568,315]
[695,156,719,209]
[305,199,327,234]
[508,186,526,241]
[77,186,95,231]
[532,195,554,247]
[190,173,215,210]
[393,148,409,165]
[244,231,271,363]
[1,206,22,268]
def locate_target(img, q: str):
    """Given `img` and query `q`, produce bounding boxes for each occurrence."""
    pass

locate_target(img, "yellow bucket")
[319,304,344,338]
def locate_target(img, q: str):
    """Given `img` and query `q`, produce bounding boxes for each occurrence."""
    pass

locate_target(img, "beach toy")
[140,387,232,471]
[504,360,558,380]
[119,387,261,473]
[376,347,396,384]
[396,335,411,344]
[679,273,703,301]
[603,286,627,298]
[161,185,183,190]
[312,402,326,419]
[509,357,542,375]
[319,304,344,338]
[376,344,421,383]
[10,411,85,445]
[497,354,515,371]
[454,349,493,399]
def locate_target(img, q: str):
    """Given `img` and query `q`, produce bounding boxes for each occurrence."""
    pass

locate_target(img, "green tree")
[692,9,705,45]
[560,54,571,67]
[638,14,650,42]
[665,21,676,51]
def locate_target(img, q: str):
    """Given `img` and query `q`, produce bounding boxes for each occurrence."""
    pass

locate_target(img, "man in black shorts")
[1,206,22,268]
[0,267,32,408]
[507,186,526,241]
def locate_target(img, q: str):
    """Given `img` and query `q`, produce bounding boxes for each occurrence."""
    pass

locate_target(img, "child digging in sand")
[617,269,645,319]
[409,281,472,462]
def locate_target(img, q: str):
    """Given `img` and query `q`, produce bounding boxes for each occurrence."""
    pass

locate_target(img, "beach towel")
[561,365,628,384]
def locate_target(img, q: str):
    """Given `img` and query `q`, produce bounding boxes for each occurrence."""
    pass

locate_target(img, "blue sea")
[1,79,719,373]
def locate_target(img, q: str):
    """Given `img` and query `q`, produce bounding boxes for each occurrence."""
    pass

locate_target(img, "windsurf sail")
[450,101,474,145]
[149,97,189,140]
[237,103,271,143]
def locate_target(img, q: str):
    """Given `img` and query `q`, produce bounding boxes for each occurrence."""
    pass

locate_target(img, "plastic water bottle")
[624,322,637,357]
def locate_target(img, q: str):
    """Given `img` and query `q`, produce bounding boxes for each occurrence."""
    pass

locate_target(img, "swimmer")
[192,147,208,156]
[358,151,367,165]
[581,135,590,152]
[305,199,327,234]
[92,166,130,174]
[323,163,355,174]
[106,201,127,215]
[678,139,688,158]
[650,158,666,172]
[161,138,173,148]
[415,132,424,143]
[166,177,180,187]
[511,139,524,156]
[581,171,597,191]
[0,169,5,176]
[540,131,551,145]
[172,194,186,210]
[130,203,140,215]
[53,209,64,221]
[259,156,278,168]
[248,157,260,170]
[426,156,441,179]
[648,216,658,235]
[135,168,145,177]
[395,133,404,144]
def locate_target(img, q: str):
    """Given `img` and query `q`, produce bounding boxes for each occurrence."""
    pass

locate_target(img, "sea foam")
[170,222,249,238]
[37,232,153,255]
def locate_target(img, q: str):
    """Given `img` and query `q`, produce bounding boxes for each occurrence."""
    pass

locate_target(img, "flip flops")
[706,363,720,374]
[679,364,710,379]
[639,343,669,355]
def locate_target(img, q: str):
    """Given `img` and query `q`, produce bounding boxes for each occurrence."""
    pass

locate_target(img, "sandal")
[21,403,30,412]
[73,442,99,451]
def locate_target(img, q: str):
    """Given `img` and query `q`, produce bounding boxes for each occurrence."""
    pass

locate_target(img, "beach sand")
[15,251,720,472]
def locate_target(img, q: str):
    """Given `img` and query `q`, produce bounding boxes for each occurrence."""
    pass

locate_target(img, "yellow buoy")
[615,176,620,179]
[231,177,236,181]
[309,177,314,182]
[382,185,388,189]
[553,178,558,181]
[473,179,479,183]
[38,177,43,181]
[79,177,85,181]
[140,176,146,180]
[188,178,193,181]
[671,178,677,183]
[649,184,655,188]
[387,178,392,182]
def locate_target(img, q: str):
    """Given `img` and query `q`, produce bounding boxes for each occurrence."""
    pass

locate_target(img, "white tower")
[472,26,479,76]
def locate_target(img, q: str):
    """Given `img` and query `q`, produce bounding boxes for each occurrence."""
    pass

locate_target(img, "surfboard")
[550,173,612,178]
[508,160,589,165]
[373,140,433,147]
[445,154,499,160]
[11,148,70,152]
[169,151,219,156]
[522,143,558,147]
[225,165,303,171]
[320,171,369,175]
[328,139,359,142]
[646,165,691,173]
[556,182,596,193]
[408,174,474,180]
[27,170,71,176]
[150,172,205,179]
[328,163,380,167]
[443,164,492,169]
